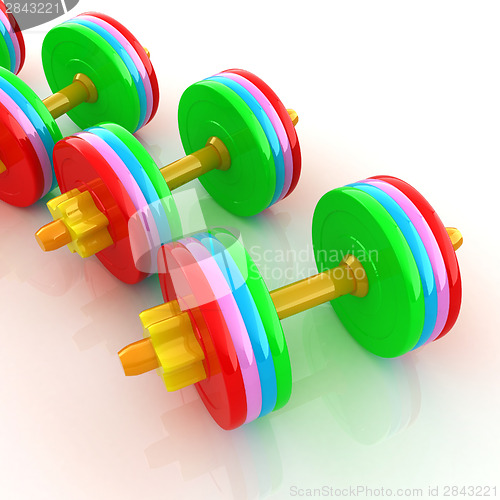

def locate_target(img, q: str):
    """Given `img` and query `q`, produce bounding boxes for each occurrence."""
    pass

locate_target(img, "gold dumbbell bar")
[42,73,98,119]
[118,230,462,389]
[35,111,299,256]
[42,48,151,120]
[1,50,151,177]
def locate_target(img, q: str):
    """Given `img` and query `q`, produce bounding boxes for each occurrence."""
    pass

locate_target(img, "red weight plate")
[0,101,44,206]
[222,68,301,198]
[53,136,149,284]
[0,3,25,74]
[86,12,159,125]
[371,175,462,339]
[158,241,247,430]
[11,15,25,74]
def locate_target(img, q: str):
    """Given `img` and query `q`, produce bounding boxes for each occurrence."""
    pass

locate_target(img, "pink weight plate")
[362,178,449,342]
[222,68,301,199]
[158,242,247,429]
[87,11,159,126]
[76,131,160,274]
[77,14,154,125]
[181,236,262,423]
[0,8,20,73]
[217,71,293,201]
[0,87,52,195]
[0,101,44,206]
[53,136,148,284]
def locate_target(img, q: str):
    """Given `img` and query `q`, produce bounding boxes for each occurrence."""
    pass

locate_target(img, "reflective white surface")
[1,1,499,499]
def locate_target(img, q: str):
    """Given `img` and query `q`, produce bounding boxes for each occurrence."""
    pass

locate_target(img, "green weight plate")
[178,80,275,217]
[42,22,140,132]
[0,68,62,146]
[312,186,425,358]
[0,28,10,71]
[212,228,292,410]
[98,123,182,241]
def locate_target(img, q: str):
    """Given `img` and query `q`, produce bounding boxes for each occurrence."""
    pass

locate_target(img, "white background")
[0,1,499,499]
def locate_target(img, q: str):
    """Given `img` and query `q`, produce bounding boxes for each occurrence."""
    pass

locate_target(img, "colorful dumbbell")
[34,70,300,284]
[117,176,462,430]
[0,11,158,207]
[0,1,24,74]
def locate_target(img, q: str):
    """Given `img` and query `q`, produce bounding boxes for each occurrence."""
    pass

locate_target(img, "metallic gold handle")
[42,73,98,120]
[160,110,299,191]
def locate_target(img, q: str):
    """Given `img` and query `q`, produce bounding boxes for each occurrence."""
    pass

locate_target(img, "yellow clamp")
[37,188,113,258]
[133,301,206,391]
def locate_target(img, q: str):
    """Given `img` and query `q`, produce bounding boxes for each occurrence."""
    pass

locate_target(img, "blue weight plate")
[0,69,60,190]
[349,182,438,348]
[206,75,284,208]
[0,14,15,72]
[68,18,147,130]
[195,231,278,417]
[87,125,172,247]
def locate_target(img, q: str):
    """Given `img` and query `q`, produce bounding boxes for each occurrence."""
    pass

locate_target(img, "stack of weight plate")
[155,229,293,430]
[0,2,24,74]
[312,176,462,358]
[0,11,159,206]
